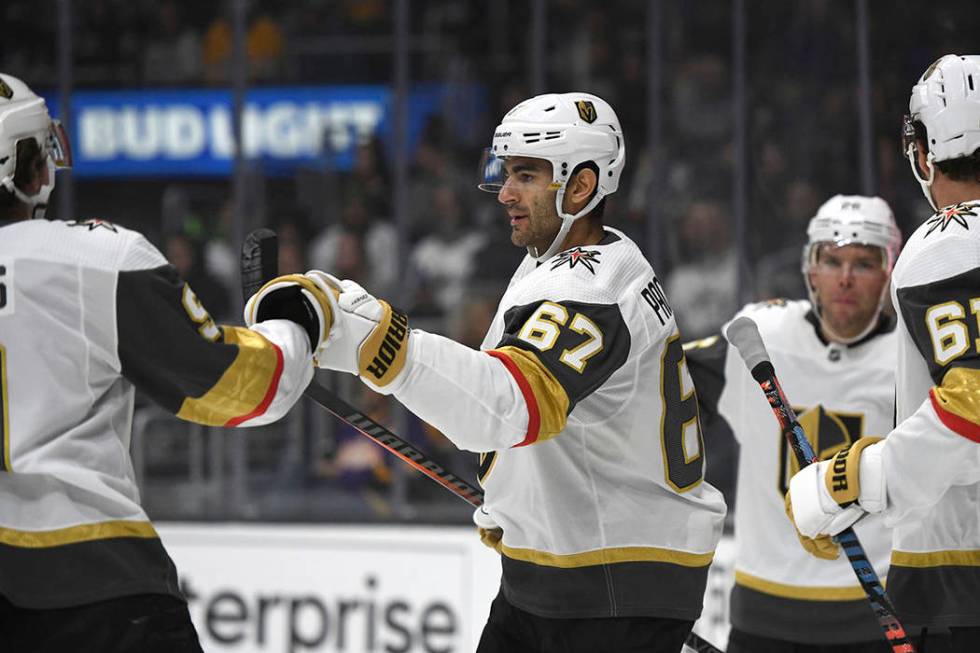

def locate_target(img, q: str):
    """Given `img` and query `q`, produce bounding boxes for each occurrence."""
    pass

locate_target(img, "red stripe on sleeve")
[486,350,540,447]
[224,342,285,427]
[930,388,980,443]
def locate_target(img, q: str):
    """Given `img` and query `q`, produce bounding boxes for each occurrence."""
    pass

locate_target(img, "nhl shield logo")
[0,78,12,100]
[575,100,597,124]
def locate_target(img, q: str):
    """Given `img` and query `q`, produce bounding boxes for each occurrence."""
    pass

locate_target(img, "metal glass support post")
[56,0,74,220]
[645,0,664,268]
[390,0,412,515]
[531,0,546,94]
[732,0,751,303]
[856,0,876,194]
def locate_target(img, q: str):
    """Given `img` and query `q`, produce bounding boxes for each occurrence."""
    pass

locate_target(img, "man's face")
[496,156,561,252]
[808,243,889,340]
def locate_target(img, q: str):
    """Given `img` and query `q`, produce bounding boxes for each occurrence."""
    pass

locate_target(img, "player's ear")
[915,138,931,179]
[565,166,597,210]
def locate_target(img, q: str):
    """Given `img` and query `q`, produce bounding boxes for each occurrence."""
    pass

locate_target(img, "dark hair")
[914,120,980,183]
[569,161,606,222]
[0,137,45,211]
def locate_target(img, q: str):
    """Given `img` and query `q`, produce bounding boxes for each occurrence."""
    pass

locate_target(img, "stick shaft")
[303,382,484,506]
[754,366,915,653]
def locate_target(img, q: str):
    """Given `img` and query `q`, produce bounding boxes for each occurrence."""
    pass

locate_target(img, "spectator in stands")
[408,184,486,317]
[203,1,284,83]
[142,0,202,84]
[665,199,738,339]
[164,231,232,322]
[308,189,397,297]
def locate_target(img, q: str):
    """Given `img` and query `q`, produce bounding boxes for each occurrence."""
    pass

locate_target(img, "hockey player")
[303,93,727,652]
[788,54,980,652]
[686,195,904,652]
[0,74,337,652]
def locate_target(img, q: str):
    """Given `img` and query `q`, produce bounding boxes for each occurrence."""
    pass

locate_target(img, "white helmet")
[0,73,72,219]
[902,54,980,211]
[802,195,901,344]
[478,92,625,261]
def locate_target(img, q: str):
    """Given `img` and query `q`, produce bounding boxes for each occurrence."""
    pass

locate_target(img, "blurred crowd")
[5,0,978,521]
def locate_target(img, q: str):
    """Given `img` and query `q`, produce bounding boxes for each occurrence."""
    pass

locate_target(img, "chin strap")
[0,158,55,220]
[906,142,938,212]
[529,184,606,262]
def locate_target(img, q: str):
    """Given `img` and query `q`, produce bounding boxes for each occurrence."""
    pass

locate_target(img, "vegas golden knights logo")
[0,79,12,100]
[777,404,864,493]
[575,100,597,124]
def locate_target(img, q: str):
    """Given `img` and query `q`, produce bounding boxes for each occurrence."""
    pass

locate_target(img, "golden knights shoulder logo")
[777,404,864,493]
[67,218,118,232]
[575,100,597,124]
[0,78,12,100]
[924,201,978,237]
[550,247,601,273]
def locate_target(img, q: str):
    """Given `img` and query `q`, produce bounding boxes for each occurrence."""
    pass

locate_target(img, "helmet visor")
[47,119,72,169]
[477,148,505,193]
[901,114,917,156]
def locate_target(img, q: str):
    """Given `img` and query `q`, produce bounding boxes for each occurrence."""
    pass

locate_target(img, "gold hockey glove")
[244,272,340,355]
[313,275,411,393]
[784,491,839,560]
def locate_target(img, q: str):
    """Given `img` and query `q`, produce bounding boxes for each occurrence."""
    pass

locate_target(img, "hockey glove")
[244,272,341,358]
[313,276,411,394]
[474,507,503,553]
[787,437,884,555]
[784,491,839,560]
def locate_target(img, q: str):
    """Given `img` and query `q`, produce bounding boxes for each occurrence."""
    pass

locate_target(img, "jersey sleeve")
[872,251,980,522]
[486,298,631,443]
[896,265,980,442]
[116,261,312,428]
[683,333,728,429]
[873,397,980,526]
[386,294,632,453]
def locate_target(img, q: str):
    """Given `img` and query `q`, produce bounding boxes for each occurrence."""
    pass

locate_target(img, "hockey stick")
[725,317,916,653]
[241,228,485,508]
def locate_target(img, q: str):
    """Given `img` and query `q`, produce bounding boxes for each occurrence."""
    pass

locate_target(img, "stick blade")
[241,228,278,302]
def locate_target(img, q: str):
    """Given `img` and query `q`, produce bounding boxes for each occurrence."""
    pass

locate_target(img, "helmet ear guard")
[478,92,626,261]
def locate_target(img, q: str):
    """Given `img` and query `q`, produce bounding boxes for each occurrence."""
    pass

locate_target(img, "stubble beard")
[511,199,561,253]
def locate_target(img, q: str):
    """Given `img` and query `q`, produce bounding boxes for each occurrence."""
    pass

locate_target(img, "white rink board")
[158,524,735,653]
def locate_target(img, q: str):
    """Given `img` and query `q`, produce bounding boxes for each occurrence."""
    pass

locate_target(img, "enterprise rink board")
[158,524,734,652]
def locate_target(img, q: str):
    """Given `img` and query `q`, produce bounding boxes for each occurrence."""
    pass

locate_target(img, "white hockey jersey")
[874,199,980,628]
[686,299,896,643]
[0,218,312,608]
[388,228,726,620]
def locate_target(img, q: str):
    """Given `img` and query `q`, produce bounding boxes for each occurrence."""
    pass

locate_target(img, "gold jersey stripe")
[734,570,872,601]
[500,542,713,569]
[891,549,980,568]
[491,346,569,443]
[931,367,980,442]
[0,520,158,548]
[177,326,283,426]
